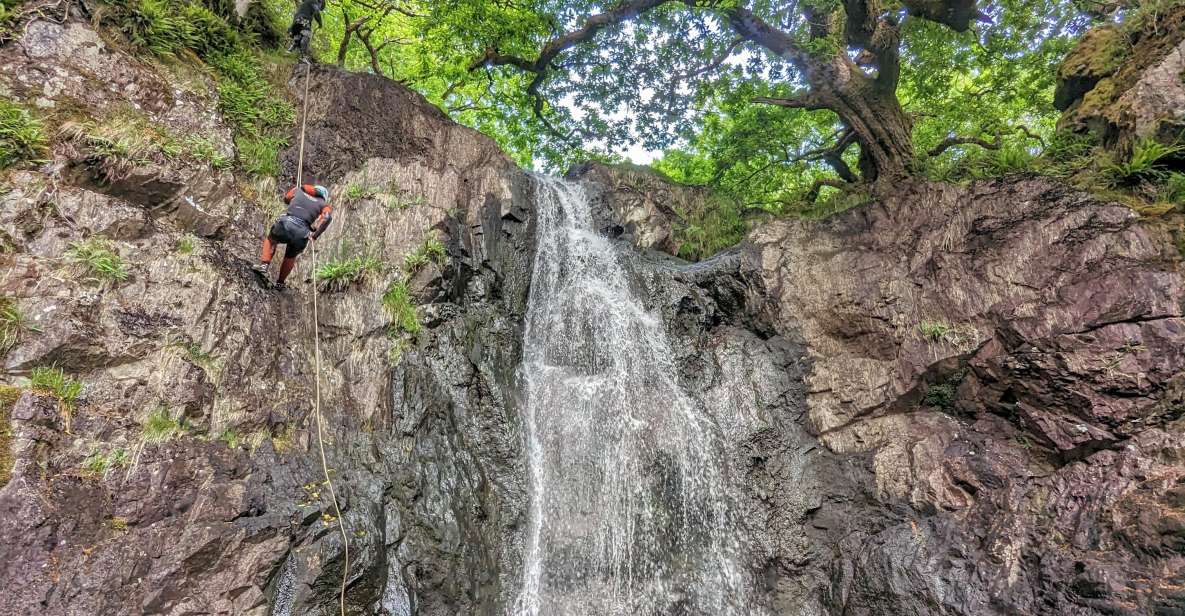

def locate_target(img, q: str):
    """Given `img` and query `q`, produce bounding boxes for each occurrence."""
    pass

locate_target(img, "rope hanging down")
[296,61,350,616]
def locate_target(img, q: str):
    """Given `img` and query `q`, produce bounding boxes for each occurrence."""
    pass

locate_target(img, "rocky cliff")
[2,7,1184,616]
[1,12,531,615]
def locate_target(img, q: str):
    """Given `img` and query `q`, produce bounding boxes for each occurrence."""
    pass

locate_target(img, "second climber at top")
[254,183,332,290]
[288,0,325,59]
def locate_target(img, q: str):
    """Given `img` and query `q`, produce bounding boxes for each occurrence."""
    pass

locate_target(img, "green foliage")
[919,321,953,342]
[404,234,447,273]
[923,370,967,411]
[382,281,419,334]
[218,427,240,448]
[176,234,197,255]
[82,446,130,478]
[234,133,285,177]
[67,237,130,283]
[30,366,83,408]
[0,296,26,357]
[674,197,747,261]
[315,246,384,290]
[110,516,130,531]
[141,406,184,444]
[95,0,293,177]
[1103,138,1185,185]
[346,183,371,200]
[183,136,232,169]
[1164,173,1185,204]
[0,100,48,170]
[384,191,427,211]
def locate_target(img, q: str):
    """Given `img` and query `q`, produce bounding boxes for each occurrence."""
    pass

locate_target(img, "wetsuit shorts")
[269,215,310,258]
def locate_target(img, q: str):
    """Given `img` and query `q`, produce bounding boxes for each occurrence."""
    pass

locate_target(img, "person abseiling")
[255,184,332,290]
[288,0,324,59]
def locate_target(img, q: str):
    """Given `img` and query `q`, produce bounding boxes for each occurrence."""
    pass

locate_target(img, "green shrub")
[67,237,130,283]
[1161,172,1185,204]
[184,136,231,169]
[919,321,952,342]
[403,234,448,274]
[0,295,25,357]
[234,133,286,177]
[1104,138,1185,185]
[674,194,747,261]
[315,251,384,290]
[0,100,48,170]
[176,234,196,255]
[30,366,83,408]
[218,426,240,448]
[95,0,294,178]
[990,143,1037,175]
[141,406,183,444]
[382,281,419,334]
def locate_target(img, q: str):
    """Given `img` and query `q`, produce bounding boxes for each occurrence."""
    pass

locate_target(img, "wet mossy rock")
[1057,5,1185,149]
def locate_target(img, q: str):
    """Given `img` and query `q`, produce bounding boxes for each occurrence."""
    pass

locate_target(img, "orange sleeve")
[303,184,317,196]
[284,187,295,203]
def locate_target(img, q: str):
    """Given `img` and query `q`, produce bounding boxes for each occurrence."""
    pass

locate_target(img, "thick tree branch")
[752,93,826,110]
[927,133,1001,157]
[806,177,848,201]
[927,125,1046,157]
[901,0,990,31]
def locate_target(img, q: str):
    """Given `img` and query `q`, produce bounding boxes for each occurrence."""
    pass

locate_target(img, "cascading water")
[515,177,751,616]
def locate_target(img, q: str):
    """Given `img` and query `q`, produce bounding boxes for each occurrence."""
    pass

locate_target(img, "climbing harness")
[295,60,350,616]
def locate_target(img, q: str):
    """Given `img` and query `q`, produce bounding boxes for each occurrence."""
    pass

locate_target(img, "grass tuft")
[1,295,26,357]
[67,237,130,284]
[30,366,83,408]
[141,406,184,445]
[919,321,953,342]
[315,245,384,290]
[0,99,48,170]
[382,281,419,334]
[404,234,448,274]
[176,234,196,255]
[82,446,130,478]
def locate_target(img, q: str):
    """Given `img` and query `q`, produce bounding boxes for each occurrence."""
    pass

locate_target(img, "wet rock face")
[567,161,693,255]
[1,17,529,616]
[744,176,1185,615]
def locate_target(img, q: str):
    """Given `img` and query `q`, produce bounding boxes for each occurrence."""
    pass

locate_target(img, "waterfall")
[514,177,750,616]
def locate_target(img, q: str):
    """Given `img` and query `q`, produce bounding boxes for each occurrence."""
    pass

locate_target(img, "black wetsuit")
[268,186,332,258]
[289,0,324,56]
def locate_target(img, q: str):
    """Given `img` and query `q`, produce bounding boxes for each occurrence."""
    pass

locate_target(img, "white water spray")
[514,177,750,616]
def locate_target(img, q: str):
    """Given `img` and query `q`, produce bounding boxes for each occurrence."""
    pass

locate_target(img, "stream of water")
[514,177,749,616]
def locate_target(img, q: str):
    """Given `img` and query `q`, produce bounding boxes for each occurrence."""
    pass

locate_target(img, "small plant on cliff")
[82,446,130,479]
[176,234,196,255]
[67,237,130,284]
[403,234,447,274]
[1,385,19,485]
[0,100,48,170]
[1103,138,1185,186]
[382,281,419,334]
[315,249,384,291]
[919,321,953,342]
[141,406,185,445]
[29,366,83,408]
[110,516,130,532]
[0,296,27,357]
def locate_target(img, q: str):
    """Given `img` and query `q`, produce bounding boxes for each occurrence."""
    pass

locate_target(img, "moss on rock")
[0,384,20,486]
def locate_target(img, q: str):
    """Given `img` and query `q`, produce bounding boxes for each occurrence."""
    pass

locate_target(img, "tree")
[464,1,1003,190]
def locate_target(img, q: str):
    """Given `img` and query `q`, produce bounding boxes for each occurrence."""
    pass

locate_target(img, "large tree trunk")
[810,60,915,185]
